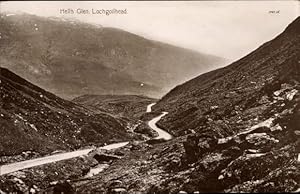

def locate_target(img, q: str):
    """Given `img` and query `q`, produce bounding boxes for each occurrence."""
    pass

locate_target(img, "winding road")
[149,111,171,140]
[146,102,156,113]
[146,103,172,140]
[0,103,171,176]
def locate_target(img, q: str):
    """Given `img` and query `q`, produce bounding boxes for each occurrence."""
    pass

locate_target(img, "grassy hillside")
[154,17,300,138]
[74,17,300,193]
[0,67,138,156]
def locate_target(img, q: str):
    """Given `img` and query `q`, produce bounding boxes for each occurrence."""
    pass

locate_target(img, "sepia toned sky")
[1,1,299,62]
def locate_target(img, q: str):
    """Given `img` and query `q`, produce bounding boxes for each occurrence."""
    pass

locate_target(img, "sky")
[1,1,299,62]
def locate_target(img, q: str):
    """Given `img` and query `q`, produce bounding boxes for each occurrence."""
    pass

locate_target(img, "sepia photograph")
[0,0,299,193]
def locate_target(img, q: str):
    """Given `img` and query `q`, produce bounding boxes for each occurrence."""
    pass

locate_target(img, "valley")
[72,16,300,193]
[0,94,172,193]
[0,102,171,176]
[0,10,299,194]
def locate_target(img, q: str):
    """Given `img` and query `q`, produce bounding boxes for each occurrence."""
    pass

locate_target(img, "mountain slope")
[154,16,300,138]
[72,17,300,193]
[0,13,225,99]
[0,67,136,156]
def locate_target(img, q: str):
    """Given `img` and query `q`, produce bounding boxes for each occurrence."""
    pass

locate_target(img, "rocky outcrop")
[182,134,217,163]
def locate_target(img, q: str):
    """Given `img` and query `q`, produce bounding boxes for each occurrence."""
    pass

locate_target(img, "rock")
[286,89,298,101]
[295,188,300,193]
[183,135,200,163]
[178,191,187,194]
[149,154,158,160]
[198,139,210,150]
[245,153,266,159]
[109,188,127,194]
[166,156,181,172]
[50,181,59,186]
[258,95,270,104]
[248,118,275,133]
[210,106,218,110]
[245,149,260,154]
[294,130,300,136]
[207,118,213,122]
[7,177,28,193]
[130,141,142,149]
[200,152,226,171]
[107,180,127,194]
[273,91,281,96]
[218,174,224,180]
[29,187,36,194]
[108,180,124,189]
[52,181,74,194]
[218,136,233,144]
[93,154,121,163]
[114,150,125,156]
[270,124,282,132]
[9,171,27,179]
[246,133,279,146]
[228,179,264,193]
[187,128,196,134]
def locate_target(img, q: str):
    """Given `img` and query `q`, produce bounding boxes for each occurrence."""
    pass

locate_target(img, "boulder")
[183,135,200,163]
[107,180,127,194]
[183,134,218,163]
[178,191,188,194]
[88,148,122,163]
[108,180,124,188]
[93,154,121,163]
[109,188,127,194]
[52,181,74,194]
[246,133,279,146]
[294,130,300,136]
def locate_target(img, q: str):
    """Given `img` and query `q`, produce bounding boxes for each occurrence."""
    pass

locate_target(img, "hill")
[73,94,156,119]
[75,17,300,193]
[154,16,300,138]
[0,13,225,99]
[0,67,137,157]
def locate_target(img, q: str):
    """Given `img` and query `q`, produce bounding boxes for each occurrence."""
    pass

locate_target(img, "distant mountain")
[0,13,225,100]
[0,67,137,156]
